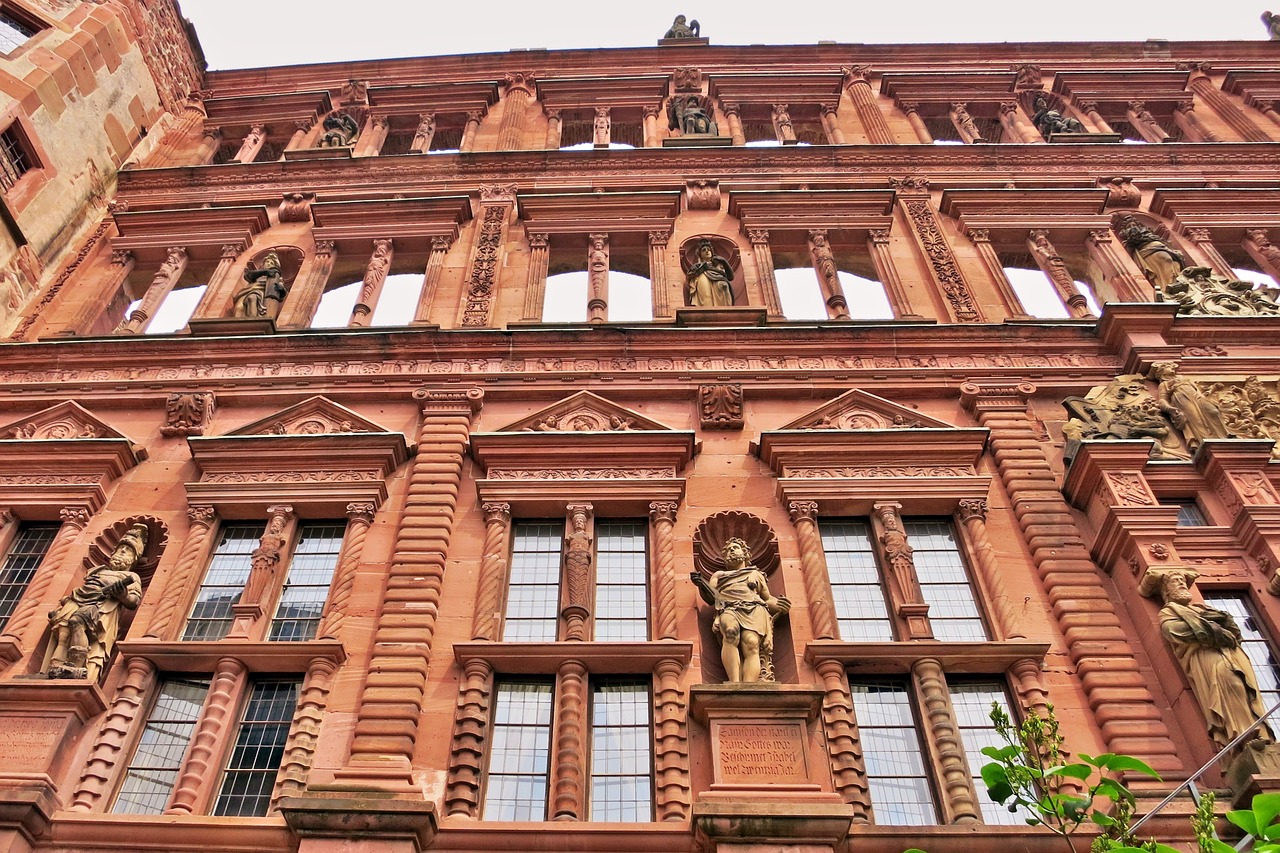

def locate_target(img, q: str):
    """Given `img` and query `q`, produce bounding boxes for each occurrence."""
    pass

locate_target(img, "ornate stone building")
[2,4,1280,852]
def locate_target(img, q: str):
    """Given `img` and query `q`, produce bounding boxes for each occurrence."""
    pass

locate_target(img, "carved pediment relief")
[225,395,393,437]
[496,391,674,433]
[0,401,130,441]
[776,389,954,431]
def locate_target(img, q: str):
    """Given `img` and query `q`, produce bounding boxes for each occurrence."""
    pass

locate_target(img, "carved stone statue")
[668,94,718,136]
[691,537,790,683]
[1141,568,1274,750]
[686,239,734,307]
[1208,376,1280,451]
[1149,361,1231,451]
[234,250,288,320]
[1114,216,1186,290]
[664,14,700,39]
[318,112,359,147]
[1031,96,1085,136]
[45,523,146,681]
[1162,266,1280,317]
[1264,10,1280,40]
[1062,373,1189,459]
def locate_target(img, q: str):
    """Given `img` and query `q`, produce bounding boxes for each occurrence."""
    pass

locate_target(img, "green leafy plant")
[1200,791,1280,853]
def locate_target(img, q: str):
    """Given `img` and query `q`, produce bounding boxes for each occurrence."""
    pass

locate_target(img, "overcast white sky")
[180,0,1274,71]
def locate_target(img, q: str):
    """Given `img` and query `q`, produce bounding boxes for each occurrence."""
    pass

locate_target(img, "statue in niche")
[668,94,718,136]
[1030,95,1085,136]
[691,537,790,683]
[1162,265,1280,317]
[45,523,146,681]
[1149,361,1232,451]
[1141,568,1274,751]
[234,250,288,320]
[664,14,700,39]
[1264,11,1280,40]
[1062,373,1189,459]
[686,238,734,307]
[1114,216,1186,290]
[318,112,359,147]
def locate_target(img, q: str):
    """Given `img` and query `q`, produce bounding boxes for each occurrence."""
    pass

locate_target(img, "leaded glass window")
[483,681,553,820]
[903,518,988,642]
[113,678,209,814]
[183,524,260,641]
[212,679,300,816]
[949,680,1030,825]
[0,524,57,630]
[1163,499,1209,527]
[0,12,36,54]
[589,682,652,821]
[1202,592,1280,714]
[502,522,563,642]
[594,521,648,642]
[269,521,343,641]
[819,519,893,641]
[850,680,938,826]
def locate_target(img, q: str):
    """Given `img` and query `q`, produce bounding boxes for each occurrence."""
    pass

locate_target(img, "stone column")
[228,504,295,639]
[413,235,453,325]
[273,655,339,804]
[950,103,985,143]
[893,181,983,321]
[747,229,785,320]
[278,240,336,329]
[968,227,1031,319]
[471,502,511,641]
[349,238,393,327]
[1244,229,1280,282]
[820,104,845,144]
[143,506,216,639]
[1127,101,1170,142]
[841,65,894,144]
[642,106,661,147]
[960,381,1181,772]
[195,126,223,164]
[648,230,671,319]
[1254,99,1280,128]
[1086,228,1150,303]
[232,123,266,163]
[116,246,188,334]
[593,107,611,147]
[61,249,134,335]
[788,501,838,640]
[544,109,563,149]
[410,113,436,153]
[814,658,871,823]
[586,233,609,324]
[722,102,746,146]
[913,658,980,824]
[356,114,390,156]
[1010,101,1044,142]
[551,659,588,820]
[900,101,933,143]
[461,186,516,327]
[285,118,314,151]
[772,104,796,144]
[649,502,679,640]
[521,233,550,321]
[167,656,247,814]
[867,229,921,319]
[1179,61,1270,142]
[69,656,157,811]
[871,501,931,639]
[1075,100,1115,133]
[1183,227,1235,278]
[0,507,88,654]
[498,72,536,151]
[561,504,593,641]
[1173,99,1219,143]
[459,110,483,152]
[445,658,493,818]
[808,229,851,320]
[187,241,246,323]
[339,388,482,789]
[653,657,690,821]
[317,502,376,640]
[1027,230,1095,318]
[998,102,1035,143]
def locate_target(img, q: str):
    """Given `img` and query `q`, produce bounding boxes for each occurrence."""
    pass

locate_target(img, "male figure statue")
[692,537,790,682]
[45,523,146,681]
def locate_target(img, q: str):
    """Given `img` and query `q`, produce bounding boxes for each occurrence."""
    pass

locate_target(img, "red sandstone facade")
[0,4,1278,852]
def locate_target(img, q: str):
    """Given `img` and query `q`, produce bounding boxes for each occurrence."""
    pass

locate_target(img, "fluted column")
[998,102,1035,143]
[61,249,134,336]
[1179,61,1270,142]
[278,240,336,328]
[1183,227,1235,278]
[317,502,375,640]
[551,659,588,820]
[649,501,679,640]
[272,655,339,804]
[586,233,609,324]
[1086,228,1150,302]
[1254,99,1280,128]
[116,246,188,334]
[285,118,314,151]
[814,658,871,822]
[747,229,784,320]
[168,656,246,814]
[349,238,393,327]
[0,507,89,651]
[642,106,661,147]
[195,126,223,164]
[143,506,216,639]
[410,113,436,153]
[1245,229,1280,283]
[648,230,671,319]
[841,65,894,144]
[820,104,845,144]
[653,657,690,821]
[900,101,933,143]
[1127,101,1170,142]
[913,658,980,824]
[722,102,746,146]
[471,502,511,641]
[521,233,550,321]
[187,241,247,323]
[1027,230,1094,318]
[356,114,390,156]
[70,656,157,811]
[544,109,563,149]
[808,229,850,320]
[498,72,536,150]
[445,658,493,817]
[340,388,482,788]
[232,124,266,163]
[788,501,837,640]
[1075,99,1114,133]
[867,229,921,319]
[967,227,1030,319]
[413,235,453,324]
[1173,99,1219,142]
[459,110,482,152]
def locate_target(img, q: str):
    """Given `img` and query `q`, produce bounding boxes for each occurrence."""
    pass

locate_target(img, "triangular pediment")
[225,396,394,437]
[0,400,131,441]
[496,391,674,433]
[777,389,955,431]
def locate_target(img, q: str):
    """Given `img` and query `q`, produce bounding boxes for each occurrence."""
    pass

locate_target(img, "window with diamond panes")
[590,681,653,821]
[502,522,562,642]
[1202,593,1280,713]
[903,518,988,641]
[819,519,894,641]
[112,678,209,814]
[594,521,648,642]
[0,11,36,53]
[212,679,299,816]
[850,679,938,825]
[949,680,1031,825]
[483,680,553,820]
[182,524,260,641]
[0,524,57,630]
[269,521,343,641]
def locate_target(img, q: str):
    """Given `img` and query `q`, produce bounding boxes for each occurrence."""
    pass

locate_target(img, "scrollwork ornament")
[957,499,988,522]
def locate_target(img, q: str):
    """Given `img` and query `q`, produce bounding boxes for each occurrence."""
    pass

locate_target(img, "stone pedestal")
[187,317,277,336]
[0,681,107,783]
[280,792,437,853]
[283,146,354,161]
[1045,132,1123,144]
[1226,739,1280,807]
[662,136,733,148]
[690,684,853,853]
[674,307,768,327]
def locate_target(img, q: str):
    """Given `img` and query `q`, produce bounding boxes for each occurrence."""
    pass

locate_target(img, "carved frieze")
[485,467,677,480]
[1062,373,1189,460]
[461,203,509,328]
[899,196,980,321]
[1203,376,1280,454]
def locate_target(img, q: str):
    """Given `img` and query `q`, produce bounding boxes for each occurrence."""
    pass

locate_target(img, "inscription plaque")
[713,720,808,785]
[0,716,65,772]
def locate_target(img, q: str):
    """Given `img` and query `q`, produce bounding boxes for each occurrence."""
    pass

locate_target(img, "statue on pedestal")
[664,14,700,39]
[234,250,288,320]
[1114,216,1186,290]
[668,94,718,136]
[691,537,790,683]
[1031,95,1085,136]
[1264,10,1280,40]
[45,523,146,682]
[686,239,734,307]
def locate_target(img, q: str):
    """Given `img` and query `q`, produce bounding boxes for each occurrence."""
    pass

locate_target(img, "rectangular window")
[212,679,300,817]
[1162,499,1209,527]
[594,520,648,642]
[589,682,653,821]
[948,680,1029,825]
[269,521,344,641]
[483,680,553,820]
[113,678,209,815]
[1202,592,1280,712]
[0,12,36,54]
[0,523,57,630]
[904,519,988,642]
[0,126,32,191]
[850,680,937,825]
[819,519,894,641]
[183,524,261,641]
[502,522,563,642]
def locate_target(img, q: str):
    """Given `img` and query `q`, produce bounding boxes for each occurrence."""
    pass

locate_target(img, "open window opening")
[1000,249,1100,318]
[606,246,653,322]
